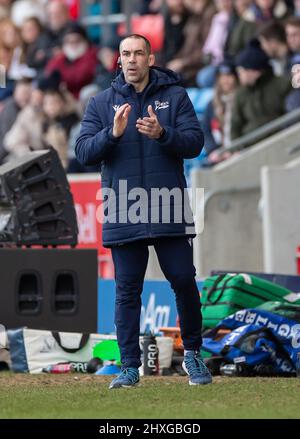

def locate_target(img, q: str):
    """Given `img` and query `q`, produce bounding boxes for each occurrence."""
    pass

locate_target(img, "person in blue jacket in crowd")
[75,34,212,389]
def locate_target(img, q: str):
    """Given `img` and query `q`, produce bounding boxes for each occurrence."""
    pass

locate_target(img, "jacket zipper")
[138,93,151,238]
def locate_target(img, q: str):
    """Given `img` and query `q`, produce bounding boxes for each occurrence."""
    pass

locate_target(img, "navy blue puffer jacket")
[75,67,204,247]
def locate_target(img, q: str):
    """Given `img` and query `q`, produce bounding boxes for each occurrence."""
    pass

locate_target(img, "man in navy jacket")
[75,34,212,388]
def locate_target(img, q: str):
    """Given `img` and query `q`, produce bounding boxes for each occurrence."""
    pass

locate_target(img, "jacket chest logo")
[112,104,121,112]
[154,100,169,111]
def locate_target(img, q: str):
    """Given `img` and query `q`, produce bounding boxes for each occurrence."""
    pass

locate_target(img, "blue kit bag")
[202,308,300,375]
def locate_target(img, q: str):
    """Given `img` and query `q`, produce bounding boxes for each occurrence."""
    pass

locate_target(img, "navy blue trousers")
[111,237,203,368]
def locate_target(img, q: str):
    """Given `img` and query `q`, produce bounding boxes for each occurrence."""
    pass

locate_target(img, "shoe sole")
[109,382,140,390]
[182,361,189,376]
[188,378,212,386]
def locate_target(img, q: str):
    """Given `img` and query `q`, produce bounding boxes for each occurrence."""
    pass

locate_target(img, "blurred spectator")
[258,20,289,75]
[226,0,290,57]
[167,0,216,86]
[0,18,36,79]
[46,22,98,98]
[202,61,239,164]
[3,71,65,160]
[0,19,21,73]
[158,0,188,67]
[225,0,256,57]
[46,0,71,56]
[0,78,32,163]
[3,80,46,161]
[137,0,163,14]
[42,89,79,168]
[68,83,100,173]
[196,0,234,88]
[231,39,291,139]
[285,49,300,112]
[94,37,120,91]
[0,18,36,102]
[285,16,300,67]
[285,0,294,8]
[285,72,300,111]
[21,17,52,75]
[0,0,13,20]
[203,0,234,66]
[250,0,291,21]
[11,0,47,27]
[294,0,300,15]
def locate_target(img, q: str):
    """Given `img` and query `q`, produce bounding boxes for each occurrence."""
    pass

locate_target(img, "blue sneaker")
[109,367,140,389]
[182,351,212,385]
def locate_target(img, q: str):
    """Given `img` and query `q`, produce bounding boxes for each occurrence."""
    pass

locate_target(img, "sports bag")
[7,328,173,373]
[255,301,300,322]
[202,308,300,374]
[201,273,300,329]
[0,324,11,370]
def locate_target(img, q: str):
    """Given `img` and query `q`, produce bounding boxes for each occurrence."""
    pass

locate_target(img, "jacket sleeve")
[156,90,204,159]
[75,96,119,165]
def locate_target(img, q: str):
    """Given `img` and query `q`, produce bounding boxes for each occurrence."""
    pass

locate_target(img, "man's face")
[183,0,207,14]
[286,25,300,52]
[218,73,237,93]
[47,1,69,32]
[234,0,252,15]
[21,19,40,44]
[30,89,44,110]
[120,37,154,87]
[255,0,274,9]
[1,22,19,48]
[237,67,262,85]
[99,47,116,70]
[259,36,280,57]
[215,0,232,12]
[166,0,185,14]
[0,0,12,6]
[14,83,32,109]
[43,93,64,119]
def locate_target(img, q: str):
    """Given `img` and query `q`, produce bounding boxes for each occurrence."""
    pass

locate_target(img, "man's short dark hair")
[285,16,300,29]
[15,78,32,87]
[258,20,286,43]
[119,34,152,55]
[44,88,66,102]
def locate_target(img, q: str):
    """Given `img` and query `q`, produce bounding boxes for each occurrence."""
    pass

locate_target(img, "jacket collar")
[111,66,181,98]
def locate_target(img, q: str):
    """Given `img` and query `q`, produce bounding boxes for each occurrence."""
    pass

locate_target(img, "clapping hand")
[112,103,132,138]
[136,105,163,139]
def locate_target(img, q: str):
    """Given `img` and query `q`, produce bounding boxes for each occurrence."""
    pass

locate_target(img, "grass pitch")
[0,373,300,419]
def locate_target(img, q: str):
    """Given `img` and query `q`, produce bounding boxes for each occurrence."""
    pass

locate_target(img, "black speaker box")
[0,248,98,333]
[0,149,78,246]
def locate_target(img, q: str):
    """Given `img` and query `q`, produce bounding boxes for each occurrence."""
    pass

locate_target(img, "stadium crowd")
[0,0,300,172]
